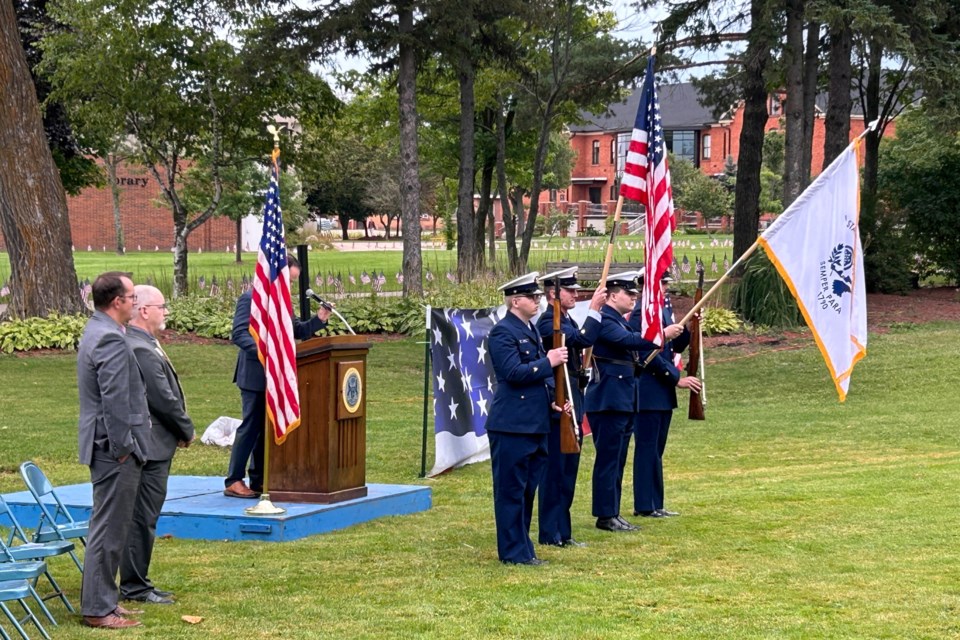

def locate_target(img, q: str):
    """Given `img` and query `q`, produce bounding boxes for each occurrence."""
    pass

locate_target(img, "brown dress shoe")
[115,605,144,616]
[223,481,257,499]
[82,613,142,628]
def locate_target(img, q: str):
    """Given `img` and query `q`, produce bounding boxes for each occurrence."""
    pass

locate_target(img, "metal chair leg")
[16,600,49,640]
[24,584,55,628]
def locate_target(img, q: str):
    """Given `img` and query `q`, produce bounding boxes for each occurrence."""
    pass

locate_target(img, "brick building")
[0,159,240,252]
[555,83,896,210]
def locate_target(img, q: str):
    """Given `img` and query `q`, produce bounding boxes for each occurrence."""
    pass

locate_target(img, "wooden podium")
[267,335,371,504]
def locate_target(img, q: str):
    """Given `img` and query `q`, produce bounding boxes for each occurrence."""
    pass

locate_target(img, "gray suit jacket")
[76,311,151,465]
[126,325,195,461]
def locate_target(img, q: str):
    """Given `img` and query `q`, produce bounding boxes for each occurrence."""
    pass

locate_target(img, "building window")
[664,130,696,164]
[610,185,617,201]
[549,189,557,203]
[591,140,600,165]
[558,190,567,203]
[616,132,631,173]
[610,139,615,164]
[769,95,782,116]
[703,134,712,160]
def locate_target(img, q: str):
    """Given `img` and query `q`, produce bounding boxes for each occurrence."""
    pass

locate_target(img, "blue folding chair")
[0,564,55,628]
[18,462,87,571]
[0,497,75,614]
[0,580,50,640]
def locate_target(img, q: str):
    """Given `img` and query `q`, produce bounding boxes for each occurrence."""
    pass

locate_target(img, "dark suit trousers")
[489,431,547,563]
[119,458,172,599]
[226,389,265,491]
[589,412,633,518]
[633,410,672,512]
[81,450,142,617]
[538,419,581,544]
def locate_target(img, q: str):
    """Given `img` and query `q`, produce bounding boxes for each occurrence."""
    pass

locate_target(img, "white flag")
[758,142,867,401]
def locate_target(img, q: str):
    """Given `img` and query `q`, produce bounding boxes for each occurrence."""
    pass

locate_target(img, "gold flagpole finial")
[266,124,286,163]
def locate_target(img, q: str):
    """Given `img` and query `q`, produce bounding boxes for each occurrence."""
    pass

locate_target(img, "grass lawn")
[0,232,733,297]
[2,319,958,638]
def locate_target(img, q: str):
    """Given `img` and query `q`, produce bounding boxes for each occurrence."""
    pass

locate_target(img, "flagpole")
[582,194,624,370]
[247,129,287,517]
[676,128,873,327]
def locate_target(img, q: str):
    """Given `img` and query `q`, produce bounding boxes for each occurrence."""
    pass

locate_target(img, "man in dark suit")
[629,274,701,518]
[585,271,676,533]
[486,272,568,565]
[76,272,151,629]
[535,267,605,548]
[121,285,195,605]
[224,255,331,498]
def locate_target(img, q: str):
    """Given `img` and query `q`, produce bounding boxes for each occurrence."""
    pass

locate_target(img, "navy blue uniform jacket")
[486,312,554,435]
[536,306,601,421]
[232,290,327,392]
[628,299,690,410]
[585,305,666,414]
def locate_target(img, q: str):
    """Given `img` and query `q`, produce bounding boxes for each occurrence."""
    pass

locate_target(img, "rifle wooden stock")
[686,266,705,420]
[553,294,580,454]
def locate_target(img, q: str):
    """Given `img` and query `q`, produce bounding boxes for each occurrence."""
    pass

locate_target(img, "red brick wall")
[0,159,237,252]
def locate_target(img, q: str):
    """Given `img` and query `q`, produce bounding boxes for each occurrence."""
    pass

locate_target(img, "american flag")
[372,271,386,294]
[620,54,674,346]
[429,306,501,475]
[249,152,301,444]
[334,272,345,295]
[360,270,371,285]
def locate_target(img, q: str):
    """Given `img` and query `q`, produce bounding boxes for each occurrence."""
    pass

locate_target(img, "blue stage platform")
[2,476,431,542]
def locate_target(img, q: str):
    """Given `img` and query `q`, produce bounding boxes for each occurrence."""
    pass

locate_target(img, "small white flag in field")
[758,141,867,401]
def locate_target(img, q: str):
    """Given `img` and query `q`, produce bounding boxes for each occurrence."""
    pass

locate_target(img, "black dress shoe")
[657,509,680,517]
[635,510,666,518]
[596,517,638,532]
[504,558,547,566]
[152,589,174,598]
[561,538,587,548]
[127,591,175,604]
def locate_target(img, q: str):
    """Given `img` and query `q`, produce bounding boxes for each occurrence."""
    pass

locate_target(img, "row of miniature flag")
[0,253,732,303]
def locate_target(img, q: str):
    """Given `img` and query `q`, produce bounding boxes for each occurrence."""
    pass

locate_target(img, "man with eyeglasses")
[486,272,568,565]
[121,285,195,607]
[535,267,606,549]
[77,272,151,629]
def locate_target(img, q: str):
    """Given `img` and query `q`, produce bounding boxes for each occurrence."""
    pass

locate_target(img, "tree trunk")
[172,208,189,297]
[519,102,555,270]
[496,105,520,273]
[476,160,493,271]
[456,40,479,281]
[801,20,820,187]
[338,214,350,240]
[782,0,805,209]
[398,5,423,296]
[103,153,125,254]
[235,216,243,262]
[0,0,83,318]
[823,17,852,170]
[860,39,883,235]
[733,0,773,262]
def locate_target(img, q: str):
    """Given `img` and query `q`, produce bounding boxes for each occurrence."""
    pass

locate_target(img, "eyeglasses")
[119,294,138,302]
[520,293,543,302]
[141,304,168,310]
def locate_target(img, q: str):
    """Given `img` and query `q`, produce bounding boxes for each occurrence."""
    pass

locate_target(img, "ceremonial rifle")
[553,280,580,454]
[686,262,706,420]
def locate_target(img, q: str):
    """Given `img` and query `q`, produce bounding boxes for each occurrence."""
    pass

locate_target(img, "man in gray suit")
[76,272,151,629]
[120,285,195,605]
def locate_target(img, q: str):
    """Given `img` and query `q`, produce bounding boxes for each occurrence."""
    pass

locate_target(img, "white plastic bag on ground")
[201,416,241,447]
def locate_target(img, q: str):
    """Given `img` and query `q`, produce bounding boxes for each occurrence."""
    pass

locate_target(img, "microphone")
[304,289,333,310]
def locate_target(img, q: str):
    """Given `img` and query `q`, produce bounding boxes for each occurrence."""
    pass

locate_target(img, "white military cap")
[606,269,643,293]
[539,266,581,290]
[499,271,544,296]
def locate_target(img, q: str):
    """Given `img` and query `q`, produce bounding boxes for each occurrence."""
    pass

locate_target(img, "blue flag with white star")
[428,306,502,476]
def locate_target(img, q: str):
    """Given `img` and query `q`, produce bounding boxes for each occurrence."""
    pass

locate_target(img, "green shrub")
[166,296,235,339]
[700,307,741,336]
[0,313,88,353]
[732,249,803,328]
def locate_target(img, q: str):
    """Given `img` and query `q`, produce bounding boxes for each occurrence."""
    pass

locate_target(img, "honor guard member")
[629,272,701,518]
[486,272,568,565]
[535,267,606,547]
[584,270,662,532]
